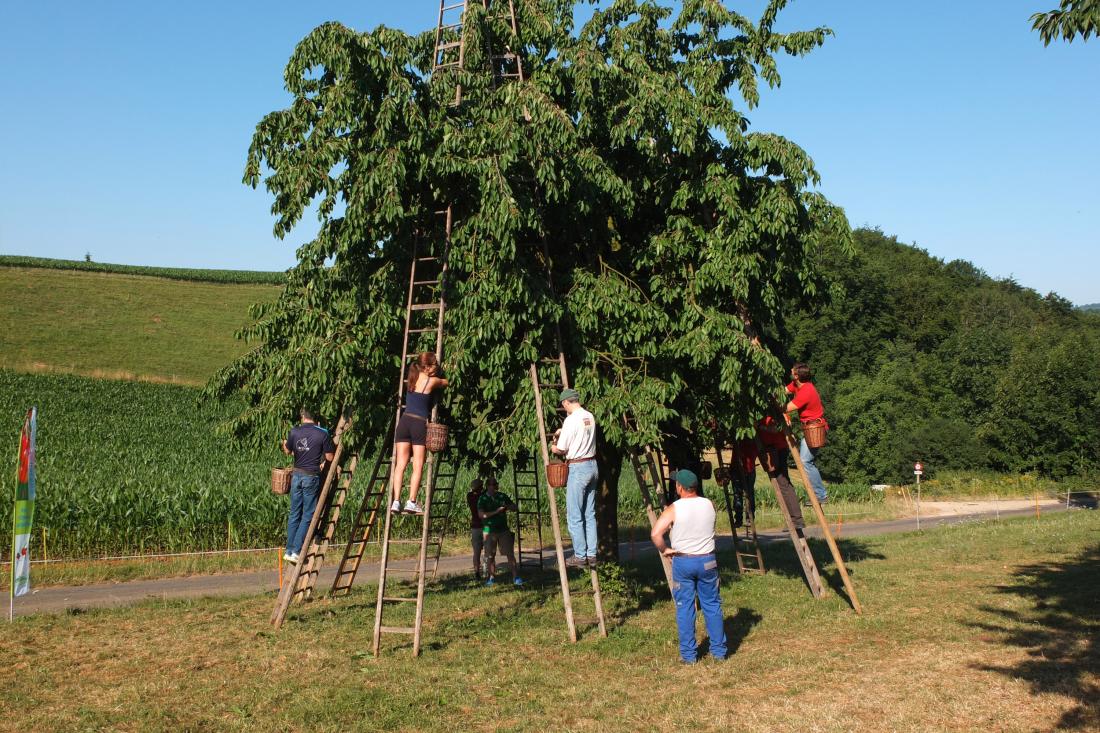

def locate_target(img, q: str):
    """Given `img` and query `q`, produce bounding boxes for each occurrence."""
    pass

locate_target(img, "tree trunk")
[596,439,623,561]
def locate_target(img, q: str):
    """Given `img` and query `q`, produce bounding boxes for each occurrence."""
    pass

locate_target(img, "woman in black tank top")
[391,352,448,514]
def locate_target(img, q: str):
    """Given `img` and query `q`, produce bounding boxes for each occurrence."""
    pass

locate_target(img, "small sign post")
[914,462,923,531]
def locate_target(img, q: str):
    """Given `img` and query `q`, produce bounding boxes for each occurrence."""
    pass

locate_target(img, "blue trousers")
[286,473,321,555]
[672,554,727,662]
[800,438,828,502]
[565,460,599,559]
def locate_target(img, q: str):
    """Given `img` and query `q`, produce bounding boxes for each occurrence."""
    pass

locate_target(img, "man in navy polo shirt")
[281,409,336,564]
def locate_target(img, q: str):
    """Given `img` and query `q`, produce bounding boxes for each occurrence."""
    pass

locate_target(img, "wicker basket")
[713,466,730,487]
[802,419,828,449]
[271,467,293,495]
[426,421,449,452]
[698,461,713,481]
[546,461,569,489]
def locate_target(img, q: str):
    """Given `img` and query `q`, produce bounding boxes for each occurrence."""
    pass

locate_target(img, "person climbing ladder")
[785,362,829,503]
[391,352,449,514]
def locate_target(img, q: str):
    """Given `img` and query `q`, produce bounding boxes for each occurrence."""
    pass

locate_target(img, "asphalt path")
[12,505,1071,616]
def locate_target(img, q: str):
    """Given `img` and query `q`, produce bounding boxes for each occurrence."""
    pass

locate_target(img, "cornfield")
[0,370,880,560]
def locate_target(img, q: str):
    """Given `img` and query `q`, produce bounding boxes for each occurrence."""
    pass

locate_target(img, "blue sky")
[1,1,1097,303]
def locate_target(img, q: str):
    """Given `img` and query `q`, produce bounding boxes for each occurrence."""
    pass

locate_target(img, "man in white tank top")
[650,469,728,663]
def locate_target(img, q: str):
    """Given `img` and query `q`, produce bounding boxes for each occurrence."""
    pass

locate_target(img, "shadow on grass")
[968,544,1100,730]
[697,608,763,659]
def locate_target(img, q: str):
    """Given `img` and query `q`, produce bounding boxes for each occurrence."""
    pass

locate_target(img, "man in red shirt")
[785,362,828,503]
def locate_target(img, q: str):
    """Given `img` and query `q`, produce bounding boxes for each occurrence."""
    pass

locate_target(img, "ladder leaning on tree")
[712,433,765,575]
[623,425,674,595]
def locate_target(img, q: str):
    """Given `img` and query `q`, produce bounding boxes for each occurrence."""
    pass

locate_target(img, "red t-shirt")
[757,417,788,449]
[467,490,484,530]
[787,381,826,424]
[734,438,758,475]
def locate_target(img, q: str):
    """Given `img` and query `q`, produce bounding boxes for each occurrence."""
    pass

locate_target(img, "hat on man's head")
[558,388,581,404]
[674,469,699,491]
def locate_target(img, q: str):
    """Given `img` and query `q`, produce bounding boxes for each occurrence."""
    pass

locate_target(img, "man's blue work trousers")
[565,459,599,559]
[671,554,727,663]
[286,473,321,555]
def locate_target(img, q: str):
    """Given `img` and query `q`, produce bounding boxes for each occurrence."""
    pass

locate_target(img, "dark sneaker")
[565,555,586,569]
[585,557,600,568]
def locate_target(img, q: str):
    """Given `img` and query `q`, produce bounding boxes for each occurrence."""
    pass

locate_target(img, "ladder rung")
[413,279,440,286]
[382,596,418,603]
[408,327,438,334]
[386,539,423,545]
[379,625,416,635]
[410,303,442,311]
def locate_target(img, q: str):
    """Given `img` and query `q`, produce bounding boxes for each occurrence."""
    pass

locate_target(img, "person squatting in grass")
[785,362,829,503]
[390,352,448,515]
[281,409,336,564]
[477,478,524,586]
[467,478,485,581]
[758,415,806,531]
[650,469,728,664]
[551,388,599,568]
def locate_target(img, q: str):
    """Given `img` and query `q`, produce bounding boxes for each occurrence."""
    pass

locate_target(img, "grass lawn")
[0,267,277,384]
[0,511,1096,732]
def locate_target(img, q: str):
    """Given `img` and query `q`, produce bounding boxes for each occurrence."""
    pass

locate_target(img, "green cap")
[559,388,580,403]
[674,469,699,490]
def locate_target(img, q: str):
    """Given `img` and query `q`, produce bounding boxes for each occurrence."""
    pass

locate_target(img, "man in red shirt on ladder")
[785,362,829,504]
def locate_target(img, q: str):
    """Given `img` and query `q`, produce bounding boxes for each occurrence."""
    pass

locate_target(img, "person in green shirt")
[477,478,524,587]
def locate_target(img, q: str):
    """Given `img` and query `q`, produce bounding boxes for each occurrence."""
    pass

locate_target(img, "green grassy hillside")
[0,267,279,384]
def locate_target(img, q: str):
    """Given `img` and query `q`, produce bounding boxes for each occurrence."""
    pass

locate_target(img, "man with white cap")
[650,468,728,664]
[551,388,599,568]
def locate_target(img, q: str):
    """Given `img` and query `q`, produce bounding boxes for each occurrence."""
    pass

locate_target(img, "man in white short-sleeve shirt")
[551,388,599,567]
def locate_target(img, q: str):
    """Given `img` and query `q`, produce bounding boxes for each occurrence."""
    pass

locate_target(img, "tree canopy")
[1031,0,1099,44]
[206,0,847,475]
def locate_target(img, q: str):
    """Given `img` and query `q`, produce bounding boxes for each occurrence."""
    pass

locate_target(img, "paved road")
[13,505,1072,616]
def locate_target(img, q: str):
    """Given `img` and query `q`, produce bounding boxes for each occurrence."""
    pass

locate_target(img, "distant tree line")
[0,255,285,285]
[783,228,1100,484]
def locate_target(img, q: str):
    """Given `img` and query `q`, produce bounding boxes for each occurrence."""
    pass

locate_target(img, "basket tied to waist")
[271,467,293,495]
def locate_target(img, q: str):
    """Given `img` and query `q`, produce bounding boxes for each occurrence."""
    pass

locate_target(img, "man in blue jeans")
[650,469,727,664]
[281,409,336,564]
[551,388,599,568]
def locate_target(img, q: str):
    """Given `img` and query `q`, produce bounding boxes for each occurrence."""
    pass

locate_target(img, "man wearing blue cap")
[650,468,728,663]
[551,388,599,568]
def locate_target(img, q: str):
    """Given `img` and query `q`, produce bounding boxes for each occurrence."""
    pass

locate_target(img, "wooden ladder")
[530,357,607,642]
[270,411,356,628]
[713,435,765,575]
[372,208,453,657]
[511,457,546,572]
[327,440,393,598]
[624,434,674,595]
[782,424,863,614]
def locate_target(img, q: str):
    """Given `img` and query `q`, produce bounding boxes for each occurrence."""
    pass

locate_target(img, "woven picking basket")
[699,462,713,481]
[271,467,293,495]
[803,419,828,449]
[426,421,449,452]
[546,461,569,488]
[713,466,730,487]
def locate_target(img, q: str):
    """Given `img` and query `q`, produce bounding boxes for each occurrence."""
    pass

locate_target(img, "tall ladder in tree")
[624,431,674,594]
[270,411,358,628]
[713,434,765,575]
[530,345,607,642]
[370,210,454,657]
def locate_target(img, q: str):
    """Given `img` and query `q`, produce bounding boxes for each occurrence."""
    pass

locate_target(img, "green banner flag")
[11,407,36,602]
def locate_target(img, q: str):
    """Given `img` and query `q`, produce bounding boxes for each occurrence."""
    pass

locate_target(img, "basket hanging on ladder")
[271,467,293,495]
[802,419,828,449]
[426,421,449,452]
[546,461,569,489]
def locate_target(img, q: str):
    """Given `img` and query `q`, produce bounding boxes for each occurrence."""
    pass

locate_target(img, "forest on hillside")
[785,228,1100,484]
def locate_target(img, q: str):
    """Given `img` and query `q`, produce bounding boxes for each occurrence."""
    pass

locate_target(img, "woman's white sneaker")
[404,500,424,514]
[390,499,402,513]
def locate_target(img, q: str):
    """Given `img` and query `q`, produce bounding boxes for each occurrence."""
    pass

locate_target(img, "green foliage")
[208,0,849,465]
[788,228,1100,484]
[0,255,285,285]
[1031,0,1099,44]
